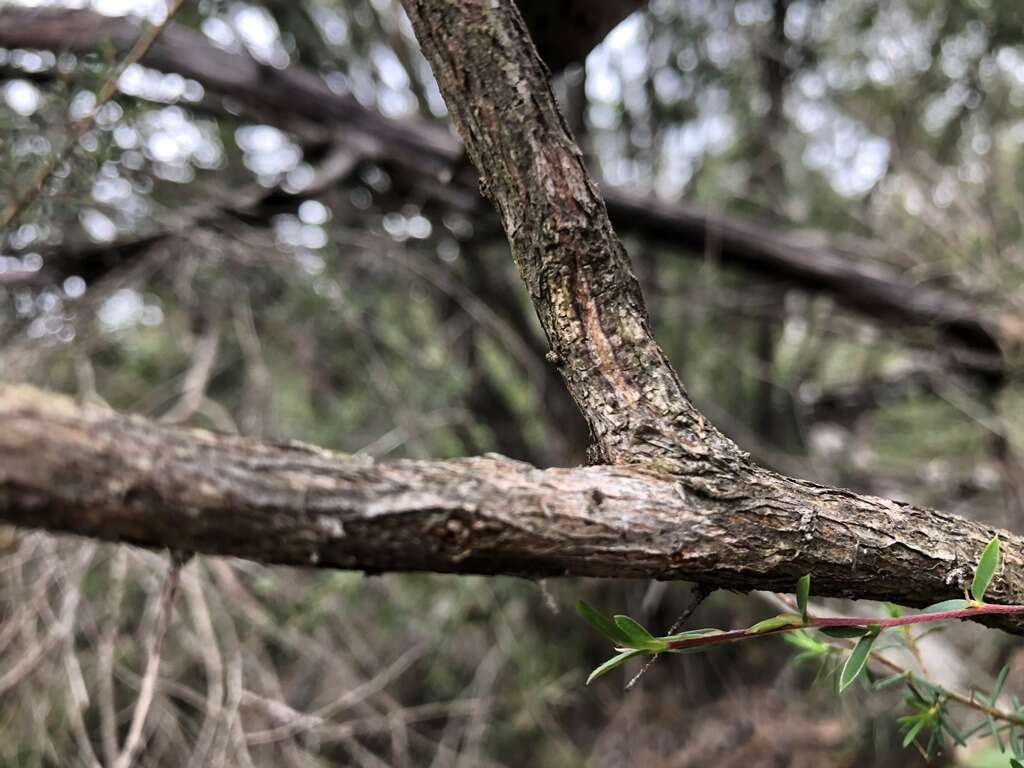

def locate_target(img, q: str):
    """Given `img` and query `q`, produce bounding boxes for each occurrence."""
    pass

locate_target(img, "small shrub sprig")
[579,536,1024,760]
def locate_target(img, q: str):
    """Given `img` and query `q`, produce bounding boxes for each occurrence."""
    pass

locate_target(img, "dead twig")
[112,552,185,768]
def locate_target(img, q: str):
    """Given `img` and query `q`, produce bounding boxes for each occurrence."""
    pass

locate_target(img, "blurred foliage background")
[3,0,1024,765]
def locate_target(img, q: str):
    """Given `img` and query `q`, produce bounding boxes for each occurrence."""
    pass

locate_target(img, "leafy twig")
[578,535,1022,758]
[626,583,711,690]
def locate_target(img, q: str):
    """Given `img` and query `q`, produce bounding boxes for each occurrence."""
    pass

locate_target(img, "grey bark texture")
[1,0,1021,638]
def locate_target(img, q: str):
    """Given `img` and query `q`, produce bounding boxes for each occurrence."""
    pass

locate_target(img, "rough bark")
[400,0,742,465]
[1,385,1020,633]
[0,6,1011,381]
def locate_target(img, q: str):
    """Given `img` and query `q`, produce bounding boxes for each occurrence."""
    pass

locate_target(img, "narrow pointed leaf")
[987,714,1004,752]
[819,626,869,639]
[959,719,990,741]
[747,613,803,634]
[939,714,966,746]
[613,615,666,650]
[839,633,876,692]
[576,601,631,646]
[659,628,723,643]
[783,630,828,652]
[972,535,1001,602]
[902,718,926,748]
[585,649,646,685]
[993,664,1010,703]
[920,599,970,614]
[613,615,655,644]
[925,727,940,759]
[792,651,824,665]
[796,574,811,622]
[874,673,907,690]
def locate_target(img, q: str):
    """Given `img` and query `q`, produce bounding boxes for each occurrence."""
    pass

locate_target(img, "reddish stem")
[665,604,1024,652]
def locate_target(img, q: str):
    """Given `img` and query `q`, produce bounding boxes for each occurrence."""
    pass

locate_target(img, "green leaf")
[839,632,877,692]
[987,714,1005,752]
[585,649,646,685]
[784,629,828,652]
[1010,759,1023,768]
[576,601,632,646]
[819,626,870,639]
[902,717,926,748]
[659,628,723,643]
[613,615,653,642]
[911,677,940,700]
[613,615,666,651]
[959,718,991,741]
[747,613,803,634]
[926,727,940,759]
[972,535,1001,603]
[792,650,825,665]
[939,713,966,746]
[993,664,1010,703]
[920,599,971,614]
[796,574,811,622]
[874,673,907,690]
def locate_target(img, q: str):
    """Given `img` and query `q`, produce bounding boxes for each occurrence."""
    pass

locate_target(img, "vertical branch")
[751,0,792,443]
[112,554,184,768]
[98,549,129,768]
[399,0,742,467]
[182,566,226,768]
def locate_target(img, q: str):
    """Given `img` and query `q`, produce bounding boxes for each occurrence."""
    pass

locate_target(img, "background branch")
[0,5,1010,383]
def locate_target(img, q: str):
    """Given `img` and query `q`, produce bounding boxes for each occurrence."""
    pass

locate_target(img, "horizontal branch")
[0,6,1011,380]
[2,385,1022,634]
[606,190,1010,382]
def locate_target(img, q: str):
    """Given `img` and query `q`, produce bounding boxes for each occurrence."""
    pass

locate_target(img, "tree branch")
[2,1,1022,648]
[1,384,1020,633]
[400,0,739,465]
